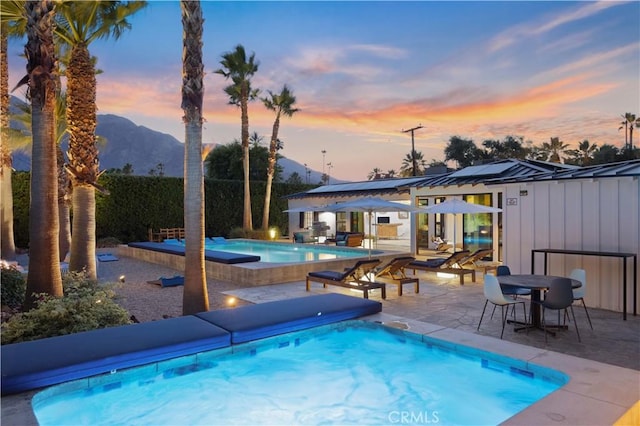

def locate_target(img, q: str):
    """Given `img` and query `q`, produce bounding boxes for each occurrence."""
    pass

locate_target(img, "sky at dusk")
[6,1,640,181]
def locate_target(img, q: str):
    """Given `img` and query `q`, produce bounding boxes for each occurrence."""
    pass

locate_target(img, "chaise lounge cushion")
[1,316,231,395]
[196,293,382,344]
[410,257,447,268]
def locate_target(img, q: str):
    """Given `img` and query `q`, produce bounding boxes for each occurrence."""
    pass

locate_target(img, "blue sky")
[7,1,640,181]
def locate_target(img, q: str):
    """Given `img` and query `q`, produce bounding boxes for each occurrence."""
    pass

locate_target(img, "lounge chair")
[306,259,385,299]
[459,249,499,274]
[373,256,419,296]
[408,250,475,285]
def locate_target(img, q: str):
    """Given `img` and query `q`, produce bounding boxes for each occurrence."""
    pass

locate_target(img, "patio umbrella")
[324,197,421,257]
[423,198,501,252]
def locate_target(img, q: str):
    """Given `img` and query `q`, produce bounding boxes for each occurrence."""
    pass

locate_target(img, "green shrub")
[1,271,131,344]
[1,267,26,309]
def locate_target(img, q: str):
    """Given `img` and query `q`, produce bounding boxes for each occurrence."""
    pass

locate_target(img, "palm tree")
[577,139,597,166]
[180,0,208,315]
[622,113,640,151]
[11,93,72,261]
[23,0,62,308]
[542,137,568,163]
[400,150,426,177]
[368,167,383,180]
[215,44,259,231]
[261,85,298,231]
[55,1,146,279]
[0,0,27,261]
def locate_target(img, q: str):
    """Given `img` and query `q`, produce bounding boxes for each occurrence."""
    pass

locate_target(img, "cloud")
[488,1,623,53]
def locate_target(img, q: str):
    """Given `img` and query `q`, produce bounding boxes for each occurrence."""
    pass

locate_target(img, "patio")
[2,251,638,425]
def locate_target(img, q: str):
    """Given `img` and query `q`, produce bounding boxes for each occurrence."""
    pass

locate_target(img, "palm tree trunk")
[69,185,96,279]
[57,146,71,261]
[241,83,252,231]
[183,119,208,315]
[1,31,16,260]
[24,0,62,309]
[66,41,99,278]
[262,114,280,231]
[181,0,208,315]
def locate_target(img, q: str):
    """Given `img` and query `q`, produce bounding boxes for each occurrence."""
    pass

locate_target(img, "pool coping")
[118,242,410,285]
[2,314,638,425]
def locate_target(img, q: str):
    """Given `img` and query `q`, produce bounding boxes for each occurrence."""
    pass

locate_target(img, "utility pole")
[321,150,327,183]
[402,124,423,176]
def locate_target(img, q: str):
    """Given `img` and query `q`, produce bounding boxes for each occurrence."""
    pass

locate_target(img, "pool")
[165,238,377,263]
[32,321,567,425]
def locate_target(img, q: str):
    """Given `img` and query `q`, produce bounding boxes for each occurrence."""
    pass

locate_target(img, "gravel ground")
[15,249,252,323]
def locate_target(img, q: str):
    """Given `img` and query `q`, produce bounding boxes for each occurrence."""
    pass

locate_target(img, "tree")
[55,1,146,279]
[591,144,620,164]
[621,113,640,151]
[23,0,62,308]
[400,150,426,177]
[565,140,597,166]
[541,137,568,163]
[367,167,383,180]
[11,92,72,261]
[481,136,528,160]
[285,172,303,184]
[0,0,27,261]
[444,136,480,168]
[261,84,298,231]
[215,44,259,231]
[180,0,208,315]
[205,140,280,182]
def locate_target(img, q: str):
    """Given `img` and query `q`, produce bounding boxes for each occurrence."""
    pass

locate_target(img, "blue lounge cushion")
[410,258,447,268]
[196,293,382,344]
[1,316,231,395]
[97,253,119,262]
[128,241,260,264]
[307,270,346,281]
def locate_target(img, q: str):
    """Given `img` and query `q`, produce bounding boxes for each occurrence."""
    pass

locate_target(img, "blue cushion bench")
[196,293,382,344]
[128,241,260,264]
[1,316,231,395]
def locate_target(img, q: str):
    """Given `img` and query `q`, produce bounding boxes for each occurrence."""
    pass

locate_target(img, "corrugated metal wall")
[503,177,639,313]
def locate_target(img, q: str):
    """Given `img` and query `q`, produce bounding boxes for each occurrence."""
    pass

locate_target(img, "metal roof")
[285,176,428,199]
[494,159,640,183]
[413,159,573,188]
[286,160,636,200]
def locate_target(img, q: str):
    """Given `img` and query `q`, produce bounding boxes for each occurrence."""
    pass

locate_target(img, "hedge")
[11,172,314,246]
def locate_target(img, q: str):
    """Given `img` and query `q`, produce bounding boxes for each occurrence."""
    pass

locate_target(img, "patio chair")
[531,277,581,343]
[306,259,385,299]
[408,250,475,285]
[373,256,419,296]
[477,274,527,339]
[492,265,531,319]
[566,268,593,330]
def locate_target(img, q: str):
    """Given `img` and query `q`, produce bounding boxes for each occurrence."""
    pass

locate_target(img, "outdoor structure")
[285,159,640,315]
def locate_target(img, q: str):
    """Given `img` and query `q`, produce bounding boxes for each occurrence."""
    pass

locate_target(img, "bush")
[97,237,123,247]
[1,267,26,309]
[1,271,131,345]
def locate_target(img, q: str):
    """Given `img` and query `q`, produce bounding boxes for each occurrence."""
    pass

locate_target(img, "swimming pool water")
[32,321,566,425]
[171,239,375,263]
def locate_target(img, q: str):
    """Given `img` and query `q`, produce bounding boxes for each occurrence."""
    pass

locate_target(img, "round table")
[496,274,581,331]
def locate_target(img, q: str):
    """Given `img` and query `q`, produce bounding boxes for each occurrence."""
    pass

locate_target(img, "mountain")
[9,97,343,183]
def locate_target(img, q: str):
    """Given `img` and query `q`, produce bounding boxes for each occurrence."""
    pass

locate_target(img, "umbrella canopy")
[423,198,502,252]
[283,205,331,213]
[325,197,420,257]
[422,198,502,215]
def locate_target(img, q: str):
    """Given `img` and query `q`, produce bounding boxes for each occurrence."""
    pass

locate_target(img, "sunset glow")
[6,1,639,181]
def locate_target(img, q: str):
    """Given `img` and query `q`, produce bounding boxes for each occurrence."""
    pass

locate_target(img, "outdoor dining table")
[497,274,582,333]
